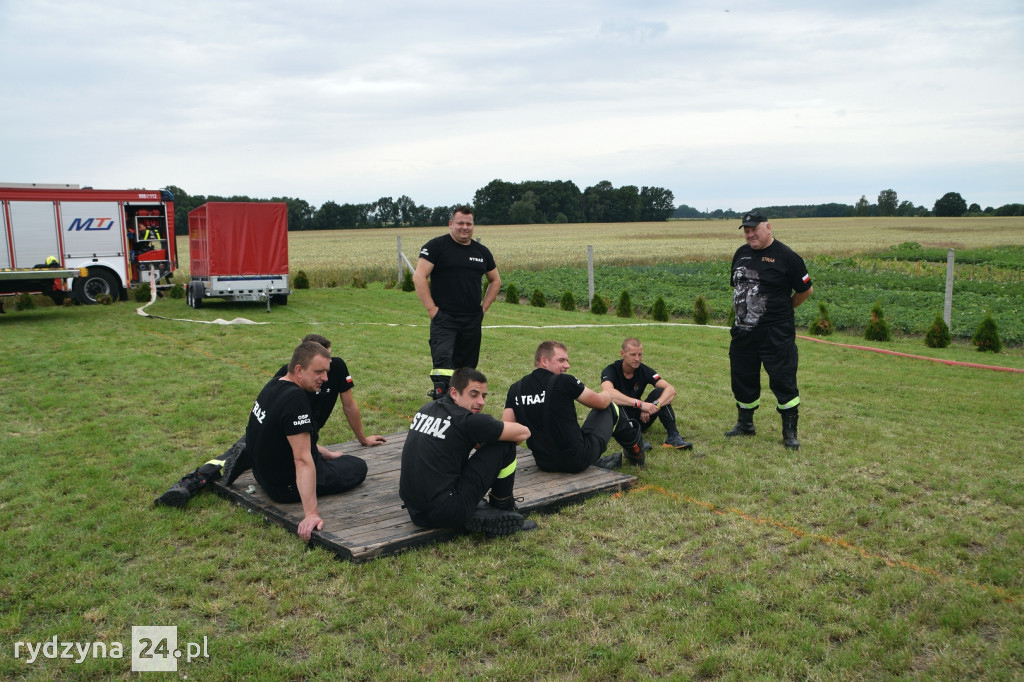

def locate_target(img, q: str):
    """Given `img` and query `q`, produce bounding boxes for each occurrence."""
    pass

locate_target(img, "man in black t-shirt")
[600,337,692,461]
[399,367,534,537]
[247,341,368,540]
[503,341,645,472]
[726,210,814,449]
[413,205,500,400]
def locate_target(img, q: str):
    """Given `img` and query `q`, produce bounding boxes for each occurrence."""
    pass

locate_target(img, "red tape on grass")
[797,335,1024,373]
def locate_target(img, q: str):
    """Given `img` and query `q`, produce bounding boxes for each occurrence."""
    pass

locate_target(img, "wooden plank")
[210,431,637,562]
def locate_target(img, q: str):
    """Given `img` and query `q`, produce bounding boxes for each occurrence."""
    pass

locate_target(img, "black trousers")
[429,308,484,375]
[258,452,368,504]
[533,406,615,474]
[729,324,800,409]
[409,441,517,529]
[619,386,680,435]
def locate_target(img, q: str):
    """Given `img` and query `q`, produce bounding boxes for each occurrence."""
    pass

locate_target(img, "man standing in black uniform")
[399,367,534,537]
[247,341,368,540]
[600,337,692,461]
[413,206,501,400]
[503,340,645,472]
[726,210,813,449]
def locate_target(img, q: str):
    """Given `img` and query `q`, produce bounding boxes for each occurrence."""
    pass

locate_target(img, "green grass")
[2,286,1023,679]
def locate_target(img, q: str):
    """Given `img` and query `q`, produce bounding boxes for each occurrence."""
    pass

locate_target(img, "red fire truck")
[0,184,177,304]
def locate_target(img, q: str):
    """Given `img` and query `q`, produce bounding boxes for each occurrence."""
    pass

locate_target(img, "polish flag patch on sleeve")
[801,274,810,284]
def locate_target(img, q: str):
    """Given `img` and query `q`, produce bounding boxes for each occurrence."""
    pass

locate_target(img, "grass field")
[2,282,1023,679]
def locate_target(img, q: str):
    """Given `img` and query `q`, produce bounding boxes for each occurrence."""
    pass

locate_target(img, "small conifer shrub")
[693,295,710,325]
[293,270,310,290]
[924,314,951,348]
[650,295,669,322]
[133,283,152,302]
[530,289,546,307]
[972,314,1002,352]
[809,301,834,336]
[616,290,633,318]
[14,292,35,311]
[401,270,415,292]
[560,291,576,311]
[504,283,519,304]
[590,294,608,315]
[168,283,185,299]
[97,293,114,305]
[864,301,891,342]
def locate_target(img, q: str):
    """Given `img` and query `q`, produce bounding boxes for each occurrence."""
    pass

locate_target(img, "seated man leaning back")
[399,367,535,537]
[247,340,369,540]
[503,340,645,473]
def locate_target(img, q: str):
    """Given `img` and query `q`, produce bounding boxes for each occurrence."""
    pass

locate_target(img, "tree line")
[165,179,677,235]
[674,190,1024,220]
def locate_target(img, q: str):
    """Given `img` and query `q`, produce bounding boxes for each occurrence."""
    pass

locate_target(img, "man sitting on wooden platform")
[504,340,646,473]
[400,367,536,537]
[247,340,369,540]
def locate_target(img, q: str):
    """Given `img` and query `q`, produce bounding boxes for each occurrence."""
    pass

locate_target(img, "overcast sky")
[2,0,1021,213]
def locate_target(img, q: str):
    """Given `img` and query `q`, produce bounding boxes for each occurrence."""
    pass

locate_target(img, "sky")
[2,0,1022,213]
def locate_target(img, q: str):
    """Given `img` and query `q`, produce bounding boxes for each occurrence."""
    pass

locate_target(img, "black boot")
[220,436,251,486]
[780,407,800,450]
[725,407,756,437]
[465,501,525,537]
[428,376,450,400]
[155,462,222,508]
[489,495,538,532]
[612,410,647,466]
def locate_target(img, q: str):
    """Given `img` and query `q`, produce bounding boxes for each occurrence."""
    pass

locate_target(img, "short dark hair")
[302,333,331,349]
[450,205,474,220]
[451,367,487,392]
[288,341,330,374]
[534,340,567,366]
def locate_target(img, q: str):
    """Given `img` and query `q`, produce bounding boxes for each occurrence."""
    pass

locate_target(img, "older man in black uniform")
[504,340,645,472]
[413,205,501,400]
[726,210,813,449]
[399,367,534,537]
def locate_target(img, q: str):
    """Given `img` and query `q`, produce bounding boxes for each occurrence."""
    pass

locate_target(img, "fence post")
[587,245,594,306]
[397,235,404,285]
[944,248,955,326]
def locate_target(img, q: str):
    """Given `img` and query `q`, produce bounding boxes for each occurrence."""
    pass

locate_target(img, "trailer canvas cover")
[188,202,288,278]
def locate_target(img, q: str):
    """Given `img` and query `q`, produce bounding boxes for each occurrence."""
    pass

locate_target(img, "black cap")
[739,210,766,228]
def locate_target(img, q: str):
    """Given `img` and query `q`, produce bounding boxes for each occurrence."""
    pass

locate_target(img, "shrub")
[530,289,546,308]
[133,282,152,302]
[616,290,633,318]
[560,291,576,311]
[62,297,76,307]
[693,295,710,325]
[972,314,1002,353]
[401,270,415,292]
[14,292,35,311]
[809,302,834,336]
[97,293,114,305]
[925,314,951,348]
[864,301,891,342]
[294,270,310,290]
[650,296,669,322]
[590,294,608,315]
[351,272,367,289]
[504,283,519,304]
[168,283,185,299]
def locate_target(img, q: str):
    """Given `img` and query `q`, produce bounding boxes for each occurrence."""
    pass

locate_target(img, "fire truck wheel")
[72,269,119,305]
[190,282,203,309]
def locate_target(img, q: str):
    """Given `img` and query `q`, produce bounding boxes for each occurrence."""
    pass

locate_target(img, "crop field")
[172,216,1024,345]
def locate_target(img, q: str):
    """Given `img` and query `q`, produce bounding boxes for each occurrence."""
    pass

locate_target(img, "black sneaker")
[663,433,693,450]
[465,505,525,537]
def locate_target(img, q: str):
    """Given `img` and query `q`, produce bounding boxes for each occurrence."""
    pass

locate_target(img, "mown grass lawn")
[1,285,1022,680]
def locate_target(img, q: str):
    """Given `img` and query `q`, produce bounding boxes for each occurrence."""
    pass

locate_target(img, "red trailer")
[186,202,290,308]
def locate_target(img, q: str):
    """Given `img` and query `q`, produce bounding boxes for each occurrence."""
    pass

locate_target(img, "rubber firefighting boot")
[612,407,648,466]
[220,436,251,485]
[155,462,223,508]
[725,407,757,437]
[780,406,800,450]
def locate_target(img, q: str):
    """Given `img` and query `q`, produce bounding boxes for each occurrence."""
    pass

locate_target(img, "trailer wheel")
[72,269,119,305]
[185,284,194,307]
[271,294,288,305]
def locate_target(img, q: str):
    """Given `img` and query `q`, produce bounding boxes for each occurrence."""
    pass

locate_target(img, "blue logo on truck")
[67,218,115,231]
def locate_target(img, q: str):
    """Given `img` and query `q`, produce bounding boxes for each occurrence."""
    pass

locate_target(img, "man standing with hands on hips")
[726,210,813,449]
[413,205,500,400]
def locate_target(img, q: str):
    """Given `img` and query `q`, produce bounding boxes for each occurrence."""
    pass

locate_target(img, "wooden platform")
[211,432,637,562]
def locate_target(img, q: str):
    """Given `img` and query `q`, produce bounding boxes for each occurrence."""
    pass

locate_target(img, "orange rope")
[797,335,1024,373]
